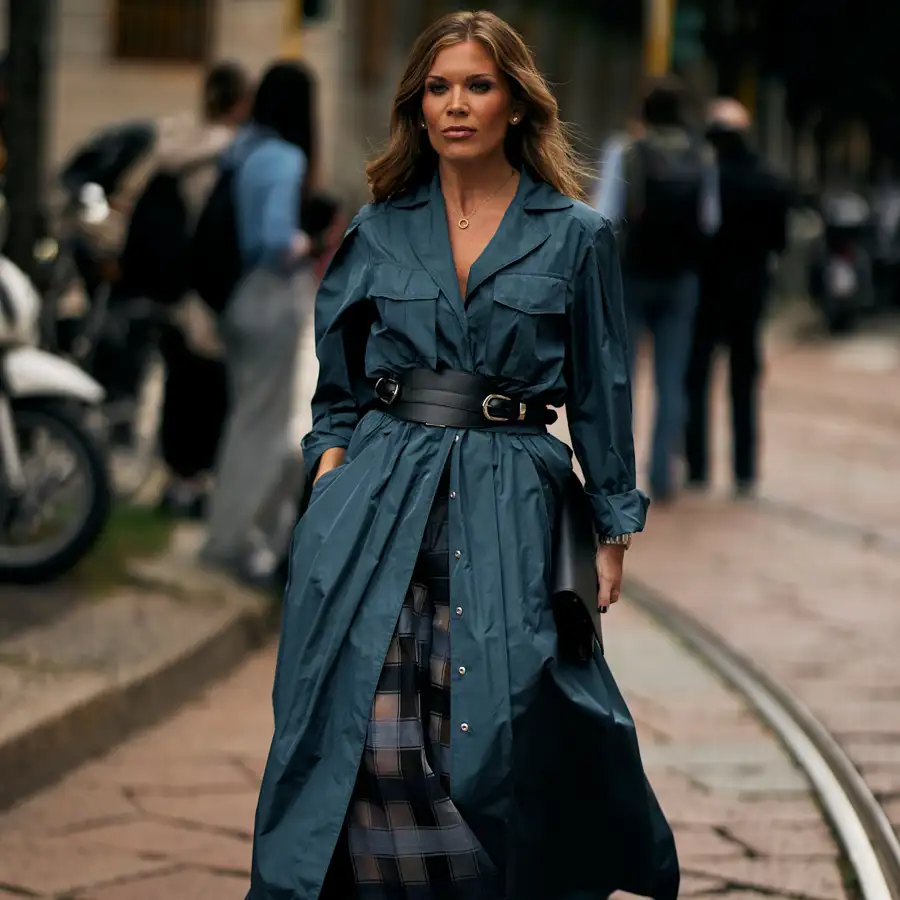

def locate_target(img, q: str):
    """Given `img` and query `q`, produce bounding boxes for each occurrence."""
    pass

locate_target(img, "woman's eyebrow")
[425,73,495,81]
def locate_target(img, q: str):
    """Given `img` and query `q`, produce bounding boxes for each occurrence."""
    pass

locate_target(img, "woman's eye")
[427,83,448,95]
[470,82,492,94]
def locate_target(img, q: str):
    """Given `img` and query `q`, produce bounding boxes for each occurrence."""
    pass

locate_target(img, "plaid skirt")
[322,472,503,899]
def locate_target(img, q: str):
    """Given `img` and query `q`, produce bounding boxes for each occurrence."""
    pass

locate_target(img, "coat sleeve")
[565,220,649,537]
[300,215,372,479]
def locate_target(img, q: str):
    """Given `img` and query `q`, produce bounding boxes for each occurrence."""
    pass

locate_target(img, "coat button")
[458,666,466,675]
[454,550,461,559]
[456,607,463,616]
[450,491,457,499]
[454,435,460,442]
[460,722,469,733]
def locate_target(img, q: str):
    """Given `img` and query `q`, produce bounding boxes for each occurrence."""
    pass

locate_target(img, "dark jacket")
[704,133,791,279]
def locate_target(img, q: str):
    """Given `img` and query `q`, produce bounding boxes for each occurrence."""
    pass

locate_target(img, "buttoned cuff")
[588,487,650,537]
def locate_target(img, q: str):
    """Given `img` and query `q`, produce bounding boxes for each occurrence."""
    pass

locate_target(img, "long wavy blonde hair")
[366,10,589,203]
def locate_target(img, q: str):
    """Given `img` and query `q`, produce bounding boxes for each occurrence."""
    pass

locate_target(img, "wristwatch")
[599,533,633,550]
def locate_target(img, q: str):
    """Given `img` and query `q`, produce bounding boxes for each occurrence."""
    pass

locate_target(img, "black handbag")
[551,472,603,661]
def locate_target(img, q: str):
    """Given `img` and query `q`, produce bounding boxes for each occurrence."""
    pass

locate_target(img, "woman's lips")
[442,127,476,140]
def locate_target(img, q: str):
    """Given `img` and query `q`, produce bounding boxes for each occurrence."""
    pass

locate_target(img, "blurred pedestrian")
[65,62,251,448]
[684,98,791,498]
[154,61,252,517]
[592,117,644,234]
[247,11,677,900]
[200,61,316,582]
[596,78,720,502]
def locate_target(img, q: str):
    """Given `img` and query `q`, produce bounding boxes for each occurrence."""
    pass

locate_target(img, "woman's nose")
[447,87,468,116]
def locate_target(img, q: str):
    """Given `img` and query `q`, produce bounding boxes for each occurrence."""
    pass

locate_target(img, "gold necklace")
[451,169,517,229]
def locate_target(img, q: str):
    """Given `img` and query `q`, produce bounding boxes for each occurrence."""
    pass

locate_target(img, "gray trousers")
[201,266,315,568]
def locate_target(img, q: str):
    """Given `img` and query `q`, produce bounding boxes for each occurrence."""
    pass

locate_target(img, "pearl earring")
[511,115,520,124]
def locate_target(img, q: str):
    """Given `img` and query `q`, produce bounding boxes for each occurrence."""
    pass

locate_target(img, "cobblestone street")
[1,325,897,898]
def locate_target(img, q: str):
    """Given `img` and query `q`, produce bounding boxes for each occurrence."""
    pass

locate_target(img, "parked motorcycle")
[0,213,111,583]
[807,189,877,333]
[43,180,165,499]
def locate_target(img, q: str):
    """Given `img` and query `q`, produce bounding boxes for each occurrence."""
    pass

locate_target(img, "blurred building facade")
[0,0,287,166]
[7,0,877,202]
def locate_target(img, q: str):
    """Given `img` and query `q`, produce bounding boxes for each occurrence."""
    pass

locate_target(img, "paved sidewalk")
[627,325,900,844]
[0,526,273,810]
[0,600,844,899]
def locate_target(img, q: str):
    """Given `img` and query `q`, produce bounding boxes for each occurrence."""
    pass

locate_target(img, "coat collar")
[390,167,574,212]
[390,168,572,322]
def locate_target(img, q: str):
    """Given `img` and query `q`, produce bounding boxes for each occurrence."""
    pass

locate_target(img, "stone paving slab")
[604,607,847,898]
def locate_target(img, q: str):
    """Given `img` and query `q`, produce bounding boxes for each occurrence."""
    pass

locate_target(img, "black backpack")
[189,165,243,315]
[622,138,707,277]
[190,133,278,316]
[119,169,194,305]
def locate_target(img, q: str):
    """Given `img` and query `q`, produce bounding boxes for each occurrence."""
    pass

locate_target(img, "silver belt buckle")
[482,393,525,422]
[375,377,400,405]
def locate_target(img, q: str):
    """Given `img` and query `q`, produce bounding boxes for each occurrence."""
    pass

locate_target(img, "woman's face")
[422,40,518,164]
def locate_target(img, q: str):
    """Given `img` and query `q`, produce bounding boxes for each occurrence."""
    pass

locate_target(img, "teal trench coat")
[247,169,679,899]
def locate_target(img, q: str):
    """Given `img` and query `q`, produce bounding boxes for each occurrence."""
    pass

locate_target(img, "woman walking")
[201,62,317,581]
[248,11,678,899]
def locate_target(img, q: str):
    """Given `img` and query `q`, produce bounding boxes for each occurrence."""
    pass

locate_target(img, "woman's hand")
[314,447,346,484]
[596,544,625,613]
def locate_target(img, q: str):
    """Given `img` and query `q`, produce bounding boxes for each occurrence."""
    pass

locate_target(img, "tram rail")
[626,581,900,900]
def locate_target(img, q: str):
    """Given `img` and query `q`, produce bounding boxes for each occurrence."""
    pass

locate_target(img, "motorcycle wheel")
[0,401,111,584]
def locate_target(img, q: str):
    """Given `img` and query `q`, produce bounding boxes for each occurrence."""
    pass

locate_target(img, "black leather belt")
[373,369,557,429]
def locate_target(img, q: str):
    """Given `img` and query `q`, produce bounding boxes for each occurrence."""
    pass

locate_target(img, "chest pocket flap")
[370,263,441,301]
[486,273,568,385]
[493,273,568,315]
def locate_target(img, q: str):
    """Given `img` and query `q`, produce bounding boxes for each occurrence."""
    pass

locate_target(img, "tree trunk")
[5,0,52,277]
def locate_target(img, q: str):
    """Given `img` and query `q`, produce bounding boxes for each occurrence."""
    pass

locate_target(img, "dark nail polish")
[599,605,609,614]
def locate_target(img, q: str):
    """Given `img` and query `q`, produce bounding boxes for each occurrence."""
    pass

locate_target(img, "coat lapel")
[395,177,467,330]
[393,169,576,329]
[464,170,574,298]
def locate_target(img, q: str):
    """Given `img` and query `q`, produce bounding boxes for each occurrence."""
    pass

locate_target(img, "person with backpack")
[684,98,791,498]
[595,78,720,503]
[118,61,252,517]
[199,62,317,584]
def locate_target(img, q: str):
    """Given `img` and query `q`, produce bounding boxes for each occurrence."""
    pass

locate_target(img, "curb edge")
[0,582,277,812]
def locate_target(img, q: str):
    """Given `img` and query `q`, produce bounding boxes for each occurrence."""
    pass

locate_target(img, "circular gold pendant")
[458,218,470,230]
